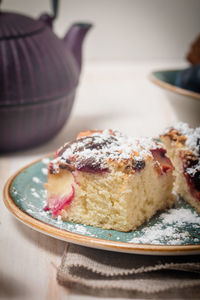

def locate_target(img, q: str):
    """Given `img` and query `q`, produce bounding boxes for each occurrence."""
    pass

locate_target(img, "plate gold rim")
[3,155,200,255]
[149,70,200,101]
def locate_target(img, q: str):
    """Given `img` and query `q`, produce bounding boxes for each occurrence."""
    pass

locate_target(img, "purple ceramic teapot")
[0,0,92,152]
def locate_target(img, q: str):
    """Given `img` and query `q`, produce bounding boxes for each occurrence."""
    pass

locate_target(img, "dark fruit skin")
[132,160,145,171]
[193,171,200,192]
[175,64,200,93]
[184,172,200,201]
[76,157,109,173]
[183,156,200,201]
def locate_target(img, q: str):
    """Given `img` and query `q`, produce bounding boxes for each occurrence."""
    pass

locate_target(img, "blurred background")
[2,0,200,62]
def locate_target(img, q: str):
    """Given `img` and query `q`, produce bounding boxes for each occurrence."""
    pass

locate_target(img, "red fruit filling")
[45,185,75,217]
[151,148,174,174]
[44,204,50,211]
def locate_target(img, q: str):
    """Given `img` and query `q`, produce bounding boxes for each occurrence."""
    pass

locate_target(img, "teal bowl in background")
[149,69,200,127]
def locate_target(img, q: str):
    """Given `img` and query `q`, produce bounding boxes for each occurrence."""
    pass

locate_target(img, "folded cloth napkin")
[57,243,200,298]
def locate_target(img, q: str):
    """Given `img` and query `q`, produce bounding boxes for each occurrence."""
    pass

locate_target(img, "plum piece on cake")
[160,123,200,213]
[44,129,175,232]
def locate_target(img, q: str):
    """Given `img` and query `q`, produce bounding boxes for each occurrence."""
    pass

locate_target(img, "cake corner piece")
[44,129,176,232]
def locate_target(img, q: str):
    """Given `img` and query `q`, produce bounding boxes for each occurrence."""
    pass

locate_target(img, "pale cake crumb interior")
[60,161,174,232]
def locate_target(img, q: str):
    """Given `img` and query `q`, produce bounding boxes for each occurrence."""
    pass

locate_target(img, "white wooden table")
[0,60,198,300]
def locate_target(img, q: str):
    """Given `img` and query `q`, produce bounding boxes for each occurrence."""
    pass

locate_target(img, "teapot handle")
[51,0,59,19]
[38,0,59,28]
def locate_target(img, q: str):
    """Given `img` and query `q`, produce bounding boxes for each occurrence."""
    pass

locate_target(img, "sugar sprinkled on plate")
[74,224,87,235]
[41,168,48,175]
[32,191,40,198]
[32,176,41,183]
[161,207,200,225]
[130,205,200,245]
[57,215,63,224]
[40,189,47,199]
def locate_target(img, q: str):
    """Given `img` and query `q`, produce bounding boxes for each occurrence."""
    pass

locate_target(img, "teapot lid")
[0,12,45,39]
[0,9,79,106]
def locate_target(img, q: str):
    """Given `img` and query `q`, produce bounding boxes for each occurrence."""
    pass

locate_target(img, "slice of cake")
[160,123,200,213]
[44,130,175,232]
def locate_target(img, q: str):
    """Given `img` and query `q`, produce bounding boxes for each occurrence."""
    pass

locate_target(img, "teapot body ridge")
[0,10,92,152]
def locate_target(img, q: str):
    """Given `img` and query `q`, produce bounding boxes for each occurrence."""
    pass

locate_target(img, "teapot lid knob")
[39,0,59,28]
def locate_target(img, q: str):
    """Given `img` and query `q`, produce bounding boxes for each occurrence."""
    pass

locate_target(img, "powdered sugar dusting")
[31,189,40,198]
[130,204,200,245]
[131,226,189,245]
[41,168,48,175]
[169,122,200,177]
[173,122,200,156]
[173,122,193,137]
[161,207,200,225]
[51,130,162,173]
[32,176,41,183]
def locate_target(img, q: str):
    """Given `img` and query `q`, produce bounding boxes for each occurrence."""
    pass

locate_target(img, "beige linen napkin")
[57,243,200,298]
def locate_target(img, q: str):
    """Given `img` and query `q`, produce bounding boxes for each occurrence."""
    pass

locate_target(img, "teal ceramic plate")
[150,69,200,101]
[3,156,200,255]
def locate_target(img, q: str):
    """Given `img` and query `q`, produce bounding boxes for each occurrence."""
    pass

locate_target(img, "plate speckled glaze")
[3,155,200,255]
